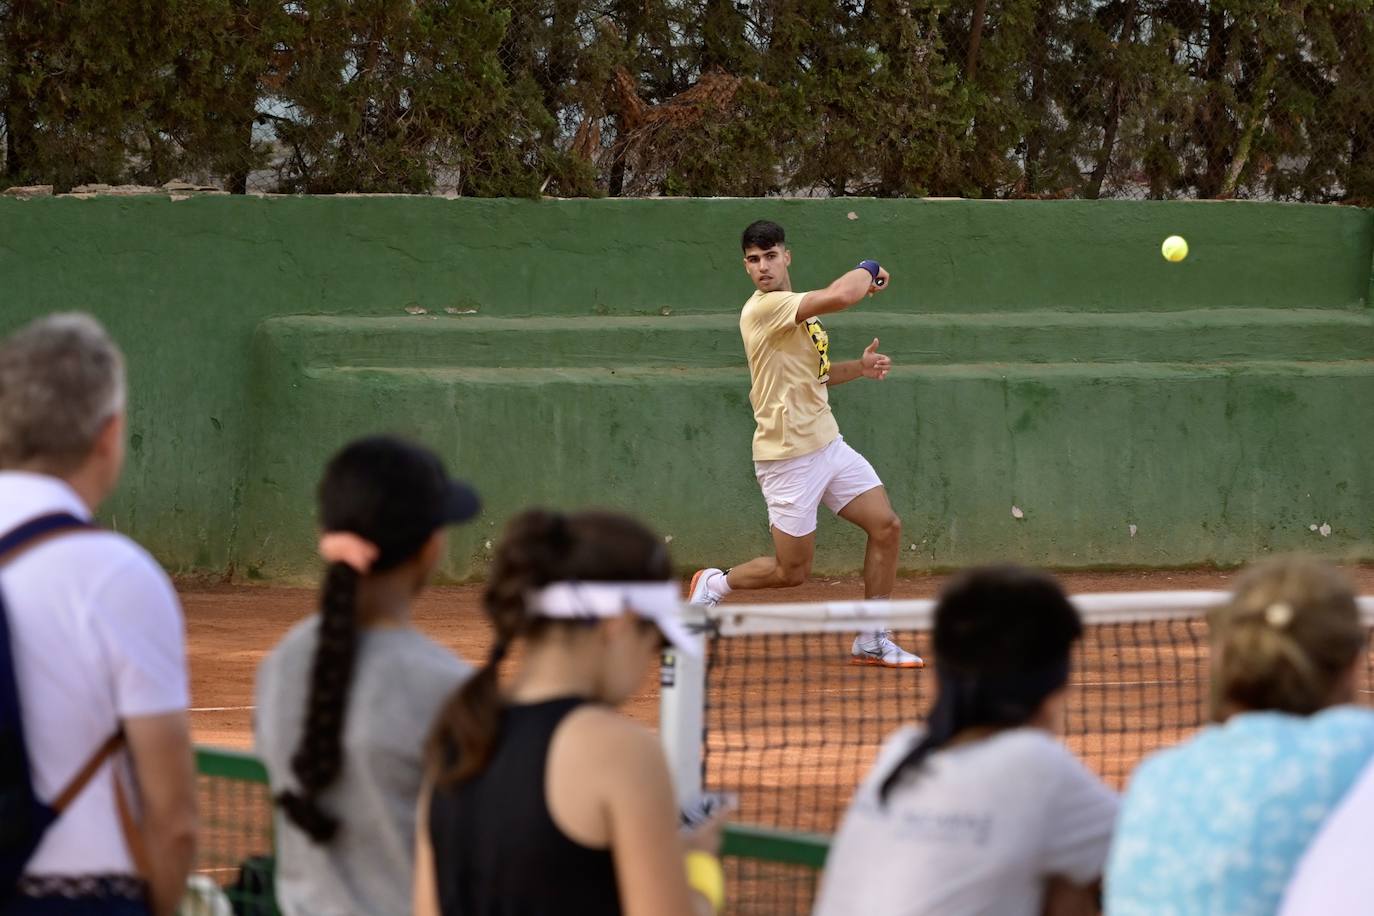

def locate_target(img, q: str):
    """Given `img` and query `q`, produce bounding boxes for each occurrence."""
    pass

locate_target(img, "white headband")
[527,581,700,656]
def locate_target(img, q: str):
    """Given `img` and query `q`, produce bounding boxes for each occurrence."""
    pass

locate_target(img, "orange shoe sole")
[687,569,708,600]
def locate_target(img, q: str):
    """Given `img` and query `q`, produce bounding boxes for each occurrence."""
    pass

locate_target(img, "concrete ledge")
[241,340,1374,579]
[260,310,1374,371]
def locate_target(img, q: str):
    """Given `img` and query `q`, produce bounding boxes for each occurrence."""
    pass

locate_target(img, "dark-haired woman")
[813,566,1118,916]
[254,436,480,915]
[414,509,727,916]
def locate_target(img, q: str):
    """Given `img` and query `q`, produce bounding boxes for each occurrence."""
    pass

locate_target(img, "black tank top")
[429,697,622,916]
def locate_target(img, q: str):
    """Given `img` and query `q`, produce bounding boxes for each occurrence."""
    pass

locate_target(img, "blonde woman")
[1106,556,1374,916]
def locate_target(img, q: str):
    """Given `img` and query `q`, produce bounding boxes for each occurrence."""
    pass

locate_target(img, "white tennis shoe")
[850,629,924,668]
[687,568,726,608]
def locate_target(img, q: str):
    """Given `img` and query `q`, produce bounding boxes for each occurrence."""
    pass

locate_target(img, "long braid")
[271,435,477,846]
[276,562,361,841]
[427,512,564,783]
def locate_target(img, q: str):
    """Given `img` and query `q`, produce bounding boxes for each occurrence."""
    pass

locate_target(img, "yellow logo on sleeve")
[804,318,830,382]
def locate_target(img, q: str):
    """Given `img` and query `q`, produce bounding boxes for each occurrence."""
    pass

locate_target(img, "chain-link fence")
[3,0,1371,200]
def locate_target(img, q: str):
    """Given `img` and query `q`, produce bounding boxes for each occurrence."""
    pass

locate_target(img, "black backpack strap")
[0,513,93,568]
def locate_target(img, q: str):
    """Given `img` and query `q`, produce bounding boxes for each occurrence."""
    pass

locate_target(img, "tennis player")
[688,220,920,667]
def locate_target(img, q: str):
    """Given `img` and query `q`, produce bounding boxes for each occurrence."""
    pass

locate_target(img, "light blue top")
[1105,705,1374,916]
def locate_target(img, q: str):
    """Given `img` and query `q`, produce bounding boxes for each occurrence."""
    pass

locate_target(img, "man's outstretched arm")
[797,261,890,323]
[827,338,891,387]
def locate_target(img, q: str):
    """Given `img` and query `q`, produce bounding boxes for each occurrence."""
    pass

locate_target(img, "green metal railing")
[194,746,829,912]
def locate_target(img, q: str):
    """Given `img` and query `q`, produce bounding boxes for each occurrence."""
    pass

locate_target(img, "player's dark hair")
[277,436,452,843]
[878,566,1082,803]
[427,509,671,786]
[742,219,786,252]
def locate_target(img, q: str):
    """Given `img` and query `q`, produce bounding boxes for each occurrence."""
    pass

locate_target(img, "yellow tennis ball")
[1161,235,1188,262]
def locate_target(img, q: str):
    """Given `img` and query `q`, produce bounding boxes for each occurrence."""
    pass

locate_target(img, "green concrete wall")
[1,196,1370,579]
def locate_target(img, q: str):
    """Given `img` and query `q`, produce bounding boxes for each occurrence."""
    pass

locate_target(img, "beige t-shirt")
[739,289,840,460]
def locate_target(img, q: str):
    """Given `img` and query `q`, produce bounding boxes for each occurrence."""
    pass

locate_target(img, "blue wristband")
[858,259,881,281]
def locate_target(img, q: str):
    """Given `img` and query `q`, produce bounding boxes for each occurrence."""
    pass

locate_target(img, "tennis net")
[194,747,278,914]
[659,591,1374,915]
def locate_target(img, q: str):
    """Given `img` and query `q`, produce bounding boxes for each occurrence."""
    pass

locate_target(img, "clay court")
[185,565,1374,912]
[187,565,1374,752]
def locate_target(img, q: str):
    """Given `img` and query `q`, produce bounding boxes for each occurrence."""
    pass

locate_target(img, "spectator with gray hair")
[0,313,195,916]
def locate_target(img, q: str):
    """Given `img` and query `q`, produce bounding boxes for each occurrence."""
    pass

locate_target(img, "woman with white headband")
[414,509,727,916]
[1106,555,1374,915]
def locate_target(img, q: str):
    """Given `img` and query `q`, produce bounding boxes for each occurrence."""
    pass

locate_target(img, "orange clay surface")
[187,567,1374,750]
[186,567,1374,913]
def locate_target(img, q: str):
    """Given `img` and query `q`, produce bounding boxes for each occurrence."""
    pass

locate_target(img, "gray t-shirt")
[813,725,1119,916]
[255,618,470,916]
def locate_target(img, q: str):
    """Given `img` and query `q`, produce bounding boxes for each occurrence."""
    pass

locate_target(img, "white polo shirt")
[0,471,188,876]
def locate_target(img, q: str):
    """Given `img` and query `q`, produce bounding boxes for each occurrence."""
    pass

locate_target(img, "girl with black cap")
[254,435,481,916]
[813,565,1118,916]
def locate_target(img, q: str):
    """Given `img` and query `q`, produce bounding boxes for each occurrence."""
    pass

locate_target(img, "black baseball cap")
[319,436,480,564]
[437,470,481,525]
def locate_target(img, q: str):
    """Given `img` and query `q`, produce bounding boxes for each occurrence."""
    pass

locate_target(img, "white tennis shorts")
[754,436,884,538]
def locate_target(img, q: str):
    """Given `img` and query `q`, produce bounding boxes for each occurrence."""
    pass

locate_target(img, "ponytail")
[879,565,1081,804]
[277,562,361,842]
[879,660,1069,803]
[428,511,566,786]
[432,640,511,783]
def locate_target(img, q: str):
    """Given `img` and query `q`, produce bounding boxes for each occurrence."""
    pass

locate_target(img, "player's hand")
[682,799,736,854]
[868,267,890,296]
[861,338,891,380]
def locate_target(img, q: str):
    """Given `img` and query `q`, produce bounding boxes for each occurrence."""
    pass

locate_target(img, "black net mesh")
[194,759,278,915]
[700,615,1237,914]
[725,857,822,916]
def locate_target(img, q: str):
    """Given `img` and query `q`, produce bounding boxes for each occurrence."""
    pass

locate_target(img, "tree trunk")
[1087,0,1138,199]
[1219,52,1276,198]
[3,0,36,184]
[1338,12,1374,200]
[963,0,993,195]
[4,101,30,183]
[965,0,988,83]
[1197,6,1231,197]
[227,117,253,195]
[346,13,385,177]
[608,115,628,196]
[545,0,580,111]
[701,0,738,70]
[1023,0,1055,194]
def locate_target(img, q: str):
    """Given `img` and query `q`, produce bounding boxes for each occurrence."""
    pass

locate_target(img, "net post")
[659,605,706,804]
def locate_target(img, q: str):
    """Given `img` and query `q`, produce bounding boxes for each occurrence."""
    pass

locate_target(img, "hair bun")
[1264,602,1295,628]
